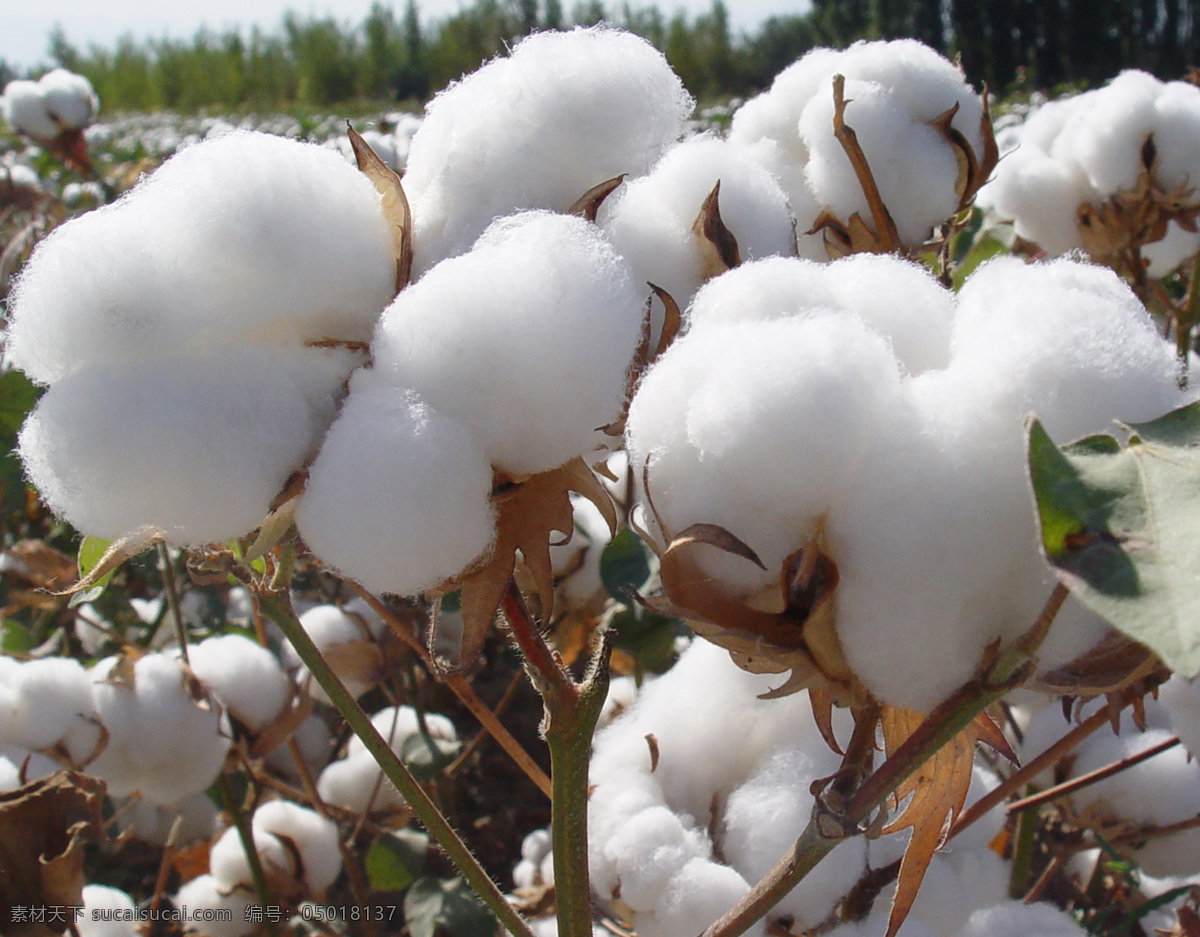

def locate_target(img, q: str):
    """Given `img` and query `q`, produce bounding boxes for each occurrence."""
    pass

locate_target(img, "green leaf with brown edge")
[1027,404,1200,676]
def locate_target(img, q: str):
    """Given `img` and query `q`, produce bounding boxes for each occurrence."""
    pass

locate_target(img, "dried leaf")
[454,458,616,669]
[348,122,413,293]
[1,540,76,591]
[648,283,682,362]
[692,180,741,278]
[831,74,901,254]
[1034,630,1165,698]
[877,708,989,937]
[809,689,844,755]
[569,175,625,222]
[55,526,162,596]
[0,771,106,937]
[247,686,315,759]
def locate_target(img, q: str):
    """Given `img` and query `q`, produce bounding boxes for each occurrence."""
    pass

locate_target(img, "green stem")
[258,590,535,937]
[1008,784,1038,899]
[156,542,189,663]
[214,773,279,937]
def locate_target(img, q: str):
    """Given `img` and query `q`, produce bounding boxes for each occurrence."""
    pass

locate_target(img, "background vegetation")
[3,0,1200,115]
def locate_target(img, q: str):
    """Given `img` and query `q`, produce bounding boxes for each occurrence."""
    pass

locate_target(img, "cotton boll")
[980,148,1092,255]
[253,800,342,892]
[283,603,384,700]
[86,652,231,802]
[210,824,295,890]
[39,69,99,130]
[404,27,692,271]
[0,657,95,751]
[904,848,1009,937]
[316,751,408,815]
[373,211,646,475]
[173,875,255,937]
[960,901,1087,937]
[345,704,458,761]
[296,377,495,596]
[20,346,350,544]
[1143,220,1200,277]
[598,134,796,307]
[2,81,58,140]
[684,256,841,331]
[185,634,291,732]
[635,857,762,937]
[601,805,710,911]
[1150,80,1200,194]
[79,885,138,937]
[1061,71,1162,196]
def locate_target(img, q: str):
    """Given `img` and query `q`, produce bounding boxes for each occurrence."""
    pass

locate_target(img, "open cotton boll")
[978,145,1093,256]
[78,885,138,937]
[296,376,495,596]
[252,800,342,892]
[635,857,762,937]
[5,131,392,385]
[373,211,646,475]
[1060,70,1162,195]
[316,750,407,815]
[184,634,291,732]
[346,705,458,760]
[85,652,231,802]
[0,657,95,751]
[403,26,692,272]
[19,346,350,544]
[960,901,1087,937]
[1150,80,1200,192]
[3,81,59,139]
[600,805,710,911]
[626,315,903,598]
[282,602,385,700]
[39,68,99,130]
[173,875,255,937]
[209,825,295,890]
[598,134,796,308]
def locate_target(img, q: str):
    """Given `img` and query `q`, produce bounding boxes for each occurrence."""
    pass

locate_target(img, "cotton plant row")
[979,69,1200,276]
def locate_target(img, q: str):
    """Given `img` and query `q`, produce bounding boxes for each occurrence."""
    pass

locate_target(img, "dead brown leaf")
[348,122,413,294]
[0,771,106,937]
[1,540,77,591]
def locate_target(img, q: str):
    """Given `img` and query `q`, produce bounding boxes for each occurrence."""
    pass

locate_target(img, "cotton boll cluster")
[298,211,645,595]
[598,134,796,308]
[627,254,1187,712]
[980,71,1200,272]
[403,26,692,273]
[208,800,342,896]
[729,39,989,256]
[8,130,395,545]
[589,641,866,937]
[513,828,555,890]
[317,704,457,817]
[2,69,98,142]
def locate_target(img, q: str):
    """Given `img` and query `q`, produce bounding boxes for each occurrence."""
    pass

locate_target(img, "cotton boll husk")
[627,315,904,599]
[20,346,351,544]
[253,800,342,892]
[295,376,495,596]
[2,81,58,140]
[0,657,95,750]
[1061,71,1162,196]
[960,901,1087,937]
[39,69,98,129]
[373,211,645,475]
[173,875,255,937]
[634,857,762,937]
[721,744,866,929]
[403,27,692,272]
[185,634,291,732]
[598,134,796,308]
[86,652,231,802]
[79,885,138,937]
[5,135,392,386]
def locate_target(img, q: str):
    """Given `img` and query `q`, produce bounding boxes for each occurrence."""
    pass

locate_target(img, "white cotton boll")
[513,858,540,890]
[684,256,840,330]
[264,711,333,780]
[404,26,692,271]
[115,790,221,846]
[210,824,294,890]
[1160,675,1200,759]
[636,857,761,937]
[1150,81,1200,193]
[374,211,645,475]
[598,134,796,308]
[521,828,552,864]
[86,652,231,802]
[345,704,458,760]
[296,377,495,596]
[317,750,407,814]
[601,805,709,911]
[283,602,384,700]
[185,635,290,732]
[960,901,1087,937]
[252,800,342,892]
[1062,71,1162,196]
[20,346,349,544]
[173,875,255,937]
[627,315,903,598]
[904,848,1009,937]
[79,885,138,937]
[39,69,99,130]
[2,81,58,140]
[0,657,95,750]
[1143,220,1200,277]
[0,755,20,791]
[980,148,1092,255]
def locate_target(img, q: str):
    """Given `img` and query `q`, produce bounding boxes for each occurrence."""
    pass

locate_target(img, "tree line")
[2,0,1199,114]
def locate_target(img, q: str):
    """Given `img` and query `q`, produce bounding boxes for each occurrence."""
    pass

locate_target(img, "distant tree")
[741,14,818,91]
[544,0,565,29]
[48,25,82,71]
[571,1,608,26]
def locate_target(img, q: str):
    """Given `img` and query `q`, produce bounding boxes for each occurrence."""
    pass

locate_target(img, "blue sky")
[2,0,809,70]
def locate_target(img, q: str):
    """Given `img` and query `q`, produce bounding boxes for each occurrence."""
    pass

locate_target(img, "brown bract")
[347,122,413,296]
[0,771,106,937]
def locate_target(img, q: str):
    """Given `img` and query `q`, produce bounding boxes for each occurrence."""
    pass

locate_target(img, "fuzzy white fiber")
[253,800,343,891]
[185,634,291,732]
[959,901,1087,937]
[730,39,985,254]
[598,133,796,307]
[6,130,393,385]
[0,656,96,751]
[85,652,231,802]
[2,81,60,140]
[19,346,351,544]
[295,376,496,596]
[372,211,646,475]
[283,602,386,700]
[172,875,255,937]
[78,885,139,937]
[403,27,692,272]
[3,70,97,140]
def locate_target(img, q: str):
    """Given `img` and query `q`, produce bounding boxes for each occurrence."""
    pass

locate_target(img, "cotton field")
[3,26,1200,937]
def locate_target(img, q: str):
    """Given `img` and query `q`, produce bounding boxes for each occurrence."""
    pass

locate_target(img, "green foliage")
[404,877,493,937]
[599,529,681,674]
[365,829,429,891]
[1028,402,1200,676]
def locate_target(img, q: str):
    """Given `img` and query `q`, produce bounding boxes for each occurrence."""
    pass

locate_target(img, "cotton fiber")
[185,634,291,732]
[2,69,97,141]
[403,27,692,272]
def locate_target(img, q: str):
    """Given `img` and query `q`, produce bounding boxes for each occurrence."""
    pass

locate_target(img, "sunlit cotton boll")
[5,130,394,385]
[19,346,351,544]
[38,68,99,130]
[0,656,96,751]
[84,652,231,802]
[372,211,646,476]
[254,800,343,892]
[403,26,692,272]
[283,602,386,701]
[598,133,796,308]
[173,875,254,937]
[78,885,138,937]
[2,80,60,140]
[296,376,496,597]
[184,634,291,733]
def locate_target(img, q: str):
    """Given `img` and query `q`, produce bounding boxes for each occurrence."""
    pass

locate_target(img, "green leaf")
[1027,403,1200,675]
[1,620,33,654]
[365,829,428,892]
[0,370,40,437]
[599,528,653,600]
[951,234,1006,291]
[601,602,680,675]
[404,878,492,937]
[400,733,461,781]
[73,536,115,604]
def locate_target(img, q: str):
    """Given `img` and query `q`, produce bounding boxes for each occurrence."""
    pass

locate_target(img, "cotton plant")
[2,68,99,173]
[728,39,995,259]
[979,70,1200,276]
